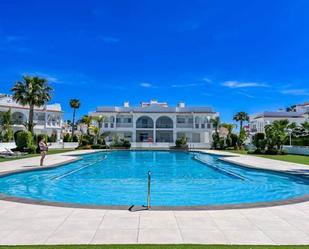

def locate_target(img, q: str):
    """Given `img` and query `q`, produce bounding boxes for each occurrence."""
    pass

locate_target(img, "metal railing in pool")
[51,155,107,180]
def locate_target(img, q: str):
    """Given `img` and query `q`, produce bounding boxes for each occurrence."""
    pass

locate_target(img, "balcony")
[176,123,193,128]
[116,123,133,128]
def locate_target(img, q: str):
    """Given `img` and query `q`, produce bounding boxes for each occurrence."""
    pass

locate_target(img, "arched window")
[136,116,154,128]
[156,116,173,128]
[12,112,26,125]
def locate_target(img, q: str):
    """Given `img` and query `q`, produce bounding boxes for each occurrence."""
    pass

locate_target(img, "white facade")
[90,100,218,148]
[249,111,308,134]
[0,94,63,140]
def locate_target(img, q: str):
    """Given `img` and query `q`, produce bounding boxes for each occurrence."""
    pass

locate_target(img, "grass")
[223,149,309,165]
[0,149,75,162]
[0,246,308,249]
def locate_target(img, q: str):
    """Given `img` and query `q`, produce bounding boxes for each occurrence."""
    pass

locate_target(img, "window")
[207,123,211,129]
[111,123,114,128]
[195,124,199,129]
[201,124,205,129]
[104,123,108,128]
[177,117,186,123]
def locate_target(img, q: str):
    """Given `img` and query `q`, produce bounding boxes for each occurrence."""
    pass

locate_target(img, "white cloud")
[280,89,309,96]
[140,82,153,88]
[222,81,269,88]
[171,83,199,88]
[237,91,255,98]
[100,36,120,43]
[203,78,212,83]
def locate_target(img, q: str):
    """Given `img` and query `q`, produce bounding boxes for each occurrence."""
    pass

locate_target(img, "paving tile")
[69,209,106,219]
[91,229,138,244]
[138,228,183,244]
[58,218,102,231]
[99,215,139,229]
[45,229,96,244]
[222,229,274,245]
[176,216,218,230]
[1,229,54,245]
[181,229,228,244]
[248,217,297,231]
[140,216,178,229]
[18,218,65,231]
[262,230,309,245]
[213,217,259,231]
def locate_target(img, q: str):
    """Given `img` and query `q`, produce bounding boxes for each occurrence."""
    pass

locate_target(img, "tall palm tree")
[11,76,52,134]
[233,111,249,132]
[69,99,80,137]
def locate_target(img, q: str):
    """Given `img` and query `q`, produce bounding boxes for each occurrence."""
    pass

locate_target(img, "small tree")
[69,99,80,137]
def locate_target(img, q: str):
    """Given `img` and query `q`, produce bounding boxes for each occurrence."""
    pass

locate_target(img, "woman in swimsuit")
[39,138,49,166]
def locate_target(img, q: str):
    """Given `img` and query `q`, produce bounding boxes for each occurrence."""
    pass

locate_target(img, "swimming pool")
[0,150,309,208]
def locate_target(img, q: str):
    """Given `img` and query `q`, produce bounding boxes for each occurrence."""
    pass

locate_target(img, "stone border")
[0,149,309,211]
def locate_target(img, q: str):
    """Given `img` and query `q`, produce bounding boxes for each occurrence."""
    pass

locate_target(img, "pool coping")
[0,149,309,211]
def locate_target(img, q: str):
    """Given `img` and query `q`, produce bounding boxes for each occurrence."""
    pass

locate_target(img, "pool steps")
[193,155,249,181]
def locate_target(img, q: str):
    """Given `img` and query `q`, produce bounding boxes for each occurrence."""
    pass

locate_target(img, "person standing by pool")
[39,137,49,166]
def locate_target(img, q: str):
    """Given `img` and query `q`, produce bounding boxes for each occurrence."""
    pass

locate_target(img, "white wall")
[49,142,78,149]
[283,146,309,156]
[0,142,78,150]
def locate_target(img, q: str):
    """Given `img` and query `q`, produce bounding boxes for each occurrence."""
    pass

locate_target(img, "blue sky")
[0,0,309,123]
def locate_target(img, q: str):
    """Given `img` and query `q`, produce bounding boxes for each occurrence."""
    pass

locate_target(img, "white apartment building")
[90,100,219,148]
[249,109,308,134]
[0,94,63,140]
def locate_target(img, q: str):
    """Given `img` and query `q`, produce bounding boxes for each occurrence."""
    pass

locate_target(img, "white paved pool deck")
[0,149,309,245]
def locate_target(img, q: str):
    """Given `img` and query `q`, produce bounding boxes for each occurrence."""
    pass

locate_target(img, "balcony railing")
[156,124,173,128]
[176,123,193,128]
[116,123,133,128]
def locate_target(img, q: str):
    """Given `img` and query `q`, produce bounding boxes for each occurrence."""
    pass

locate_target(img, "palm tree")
[220,123,235,134]
[265,119,294,150]
[92,115,106,130]
[301,121,309,131]
[80,115,92,135]
[11,76,52,134]
[210,116,221,148]
[90,125,100,144]
[69,99,80,137]
[233,111,249,132]
[210,116,220,135]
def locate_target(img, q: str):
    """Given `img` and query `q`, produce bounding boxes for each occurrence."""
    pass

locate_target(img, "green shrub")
[72,134,79,142]
[79,134,94,146]
[28,144,37,154]
[63,133,72,142]
[49,133,57,142]
[265,148,279,155]
[16,131,34,151]
[3,127,14,142]
[91,144,107,149]
[110,138,131,148]
[14,130,24,142]
[175,136,188,148]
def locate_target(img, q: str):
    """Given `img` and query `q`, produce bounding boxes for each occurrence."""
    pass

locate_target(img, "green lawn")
[0,246,308,249]
[0,149,75,163]
[223,149,309,165]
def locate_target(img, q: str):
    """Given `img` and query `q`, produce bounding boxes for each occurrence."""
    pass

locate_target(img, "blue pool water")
[0,151,309,206]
